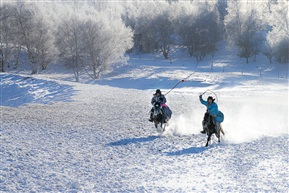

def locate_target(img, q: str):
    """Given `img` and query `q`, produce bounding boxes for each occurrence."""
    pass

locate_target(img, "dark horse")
[202,112,221,147]
[152,102,170,133]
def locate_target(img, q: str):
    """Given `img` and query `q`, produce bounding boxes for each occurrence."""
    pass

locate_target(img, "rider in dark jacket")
[151,89,167,105]
[149,89,167,122]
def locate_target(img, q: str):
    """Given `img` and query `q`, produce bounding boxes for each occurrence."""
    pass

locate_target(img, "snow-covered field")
[1,49,288,192]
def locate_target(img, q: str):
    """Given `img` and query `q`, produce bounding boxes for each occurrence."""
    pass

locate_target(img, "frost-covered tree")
[135,2,175,59]
[274,39,289,63]
[151,12,174,59]
[120,1,140,30]
[122,1,222,60]
[134,11,158,54]
[176,2,222,61]
[266,0,289,63]
[0,3,14,72]
[8,2,55,74]
[56,14,86,82]
[224,1,265,63]
[262,41,274,64]
[82,11,133,79]
[55,4,133,81]
[217,0,228,21]
[121,2,142,52]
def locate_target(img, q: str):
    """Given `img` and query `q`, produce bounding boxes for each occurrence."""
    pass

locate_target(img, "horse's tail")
[219,123,225,135]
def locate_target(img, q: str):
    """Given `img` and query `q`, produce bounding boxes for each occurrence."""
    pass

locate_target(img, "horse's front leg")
[214,131,221,143]
[160,115,166,132]
[205,133,212,147]
[154,121,158,129]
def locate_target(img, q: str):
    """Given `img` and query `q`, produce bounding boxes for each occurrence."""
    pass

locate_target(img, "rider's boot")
[148,112,153,122]
[201,119,206,134]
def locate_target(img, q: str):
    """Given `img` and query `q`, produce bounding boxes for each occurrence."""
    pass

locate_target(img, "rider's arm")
[199,95,208,106]
[161,95,167,104]
[151,96,156,105]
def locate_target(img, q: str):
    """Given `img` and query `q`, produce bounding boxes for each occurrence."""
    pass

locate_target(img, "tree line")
[0,0,288,81]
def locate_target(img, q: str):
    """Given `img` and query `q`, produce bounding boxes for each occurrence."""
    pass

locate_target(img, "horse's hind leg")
[215,123,221,143]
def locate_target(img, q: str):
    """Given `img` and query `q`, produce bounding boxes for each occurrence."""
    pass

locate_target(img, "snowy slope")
[0,50,288,192]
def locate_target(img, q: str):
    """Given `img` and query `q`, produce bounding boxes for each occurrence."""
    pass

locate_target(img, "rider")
[149,89,167,122]
[199,95,223,135]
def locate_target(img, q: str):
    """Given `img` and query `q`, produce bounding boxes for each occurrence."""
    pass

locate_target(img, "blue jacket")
[199,96,224,122]
[200,97,218,116]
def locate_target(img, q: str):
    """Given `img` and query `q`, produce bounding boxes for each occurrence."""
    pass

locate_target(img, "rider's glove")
[199,95,202,99]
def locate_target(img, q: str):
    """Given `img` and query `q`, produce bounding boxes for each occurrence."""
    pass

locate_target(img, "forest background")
[0,0,288,82]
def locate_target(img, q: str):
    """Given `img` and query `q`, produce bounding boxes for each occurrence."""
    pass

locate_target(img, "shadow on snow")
[95,77,212,90]
[107,136,159,146]
[166,141,230,156]
[166,146,210,156]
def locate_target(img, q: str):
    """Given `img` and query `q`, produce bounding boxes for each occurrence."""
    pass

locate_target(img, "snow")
[1,47,288,192]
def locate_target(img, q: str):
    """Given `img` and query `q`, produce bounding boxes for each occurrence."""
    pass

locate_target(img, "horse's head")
[202,112,214,131]
[152,102,166,132]
[153,102,162,117]
[203,112,211,123]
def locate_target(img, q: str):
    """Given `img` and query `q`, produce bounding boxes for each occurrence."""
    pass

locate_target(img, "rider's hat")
[155,89,161,95]
[207,96,215,102]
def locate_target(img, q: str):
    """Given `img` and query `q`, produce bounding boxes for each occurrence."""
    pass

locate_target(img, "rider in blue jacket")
[199,95,223,135]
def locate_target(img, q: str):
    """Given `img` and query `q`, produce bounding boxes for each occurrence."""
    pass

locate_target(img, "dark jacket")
[151,94,167,105]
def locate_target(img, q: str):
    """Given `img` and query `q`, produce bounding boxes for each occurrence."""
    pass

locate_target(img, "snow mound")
[0,73,75,107]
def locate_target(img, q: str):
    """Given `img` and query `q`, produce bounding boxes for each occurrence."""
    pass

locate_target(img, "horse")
[202,112,224,147]
[152,102,170,133]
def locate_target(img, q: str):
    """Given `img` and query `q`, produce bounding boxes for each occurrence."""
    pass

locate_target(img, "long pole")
[164,71,196,96]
